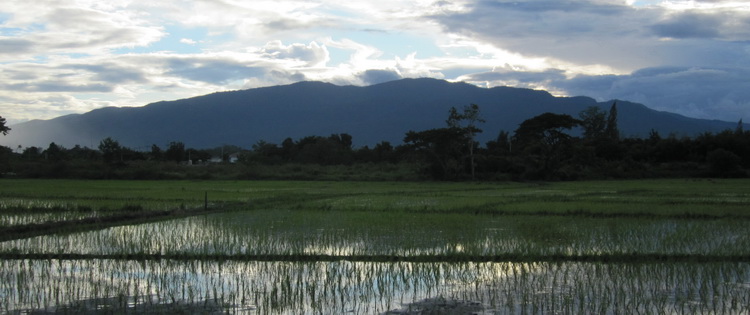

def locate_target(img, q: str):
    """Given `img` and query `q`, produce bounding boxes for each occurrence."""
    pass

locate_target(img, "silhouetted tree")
[68,145,99,161]
[404,127,466,179]
[514,113,581,179]
[0,145,12,173]
[580,105,624,160]
[0,116,10,136]
[98,137,122,163]
[579,106,607,139]
[280,137,296,161]
[447,104,485,180]
[486,131,512,156]
[251,140,283,164]
[605,102,619,140]
[187,148,211,163]
[737,119,744,135]
[373,141,396,163]
[328,133,353,149]
[295,135,353,165]
[707,148,742,176]
[165,141,186,162]
[22,147,42,160]
[150,144,163,161]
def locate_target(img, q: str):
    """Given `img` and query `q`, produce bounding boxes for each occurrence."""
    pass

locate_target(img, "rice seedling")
[2,178,750,313]
[2,210,748,260]
[1,259,749,314]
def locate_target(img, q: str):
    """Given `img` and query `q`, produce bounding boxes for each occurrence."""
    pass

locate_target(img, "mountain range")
[2,78,745,149]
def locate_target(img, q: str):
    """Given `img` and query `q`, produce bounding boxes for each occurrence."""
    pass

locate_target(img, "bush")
[707,149,745,177]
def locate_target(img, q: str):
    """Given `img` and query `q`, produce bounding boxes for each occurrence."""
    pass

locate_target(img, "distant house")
[228,153,240,163]
[210,152,240,164]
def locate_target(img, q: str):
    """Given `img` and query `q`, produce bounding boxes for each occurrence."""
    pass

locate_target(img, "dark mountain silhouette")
[2,78,745,149]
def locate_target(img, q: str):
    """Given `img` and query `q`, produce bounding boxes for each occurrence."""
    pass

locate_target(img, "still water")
[2,259,748,314]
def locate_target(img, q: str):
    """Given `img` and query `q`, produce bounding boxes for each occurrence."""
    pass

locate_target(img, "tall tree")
[446,104,485,180]
[0,116,10,136]
[579,106,607,139]
[404,127,466,179]
[736,119,744,135]
[150,144,163,161]
[44,142,66,161]
[486,130,511,155]
[580,105,623,160]
[605,102,619,140]
[98,137,122,163]
[165,141,186,162]
[514,113,581,179]
[403,104,485,180]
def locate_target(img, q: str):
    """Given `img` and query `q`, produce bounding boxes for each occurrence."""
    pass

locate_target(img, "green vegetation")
[3,260,748,314]
[1,179,749,313]
[2,104,749,181]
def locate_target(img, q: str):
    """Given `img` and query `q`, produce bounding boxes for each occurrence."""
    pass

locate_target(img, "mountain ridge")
[2,78,745,149]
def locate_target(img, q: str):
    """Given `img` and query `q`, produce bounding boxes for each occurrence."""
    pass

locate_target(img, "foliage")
[0,115,9,136]
[165,141,186,162]
[579,106,607,139]
[447,103,485,179]
[707,148,742,176]
[98,137,122,163]
[1,102,750,180]
[404,104,485,180]
[604,101,619,140]
[404,127,467,179]
[512,113,581,179]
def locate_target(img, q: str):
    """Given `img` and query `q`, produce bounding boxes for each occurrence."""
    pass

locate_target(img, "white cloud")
[260,40,330,67]
[180,38,197,45]
[0,0,748,127]
[0,1,164,60]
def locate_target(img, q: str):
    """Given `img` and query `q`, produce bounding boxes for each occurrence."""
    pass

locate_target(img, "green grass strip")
[0,204,232,242]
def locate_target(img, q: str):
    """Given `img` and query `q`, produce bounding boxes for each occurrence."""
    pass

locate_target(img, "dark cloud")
[476,1,626,17]
[557,67,750,121]
[67,64,148,84]
[0,38,35,54]
[265,19,308,31]
[4,6,164,56]
[2,82,112,93]
[428,1,750,70]
[161,55,313,86]
[358,69,402,85]
[650,11,742,39]
[463,69,566,84]
[260,16,336,34]
[432,0,635,39]
[360,28,389,33]
[427,0,656,68]
[267,70,307,82]
[453,64,750,121]
[165,58,266,84]
[260,41,328,66]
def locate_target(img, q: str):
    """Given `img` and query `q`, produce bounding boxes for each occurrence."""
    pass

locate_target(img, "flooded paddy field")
[1,179,749,313]
[2,260,748,314]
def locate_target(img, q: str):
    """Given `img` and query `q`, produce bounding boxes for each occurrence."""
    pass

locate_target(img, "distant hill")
[2,78,746,149]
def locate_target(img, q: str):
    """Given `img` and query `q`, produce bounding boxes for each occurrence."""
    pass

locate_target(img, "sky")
[1,0,750,125]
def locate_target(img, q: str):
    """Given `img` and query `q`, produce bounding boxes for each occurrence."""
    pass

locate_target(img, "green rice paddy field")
[0,178,749,314]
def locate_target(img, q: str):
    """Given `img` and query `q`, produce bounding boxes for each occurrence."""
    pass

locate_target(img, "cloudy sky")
[2,0,750,125]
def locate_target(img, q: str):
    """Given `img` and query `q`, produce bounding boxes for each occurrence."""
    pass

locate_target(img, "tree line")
[0,106,748,180]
